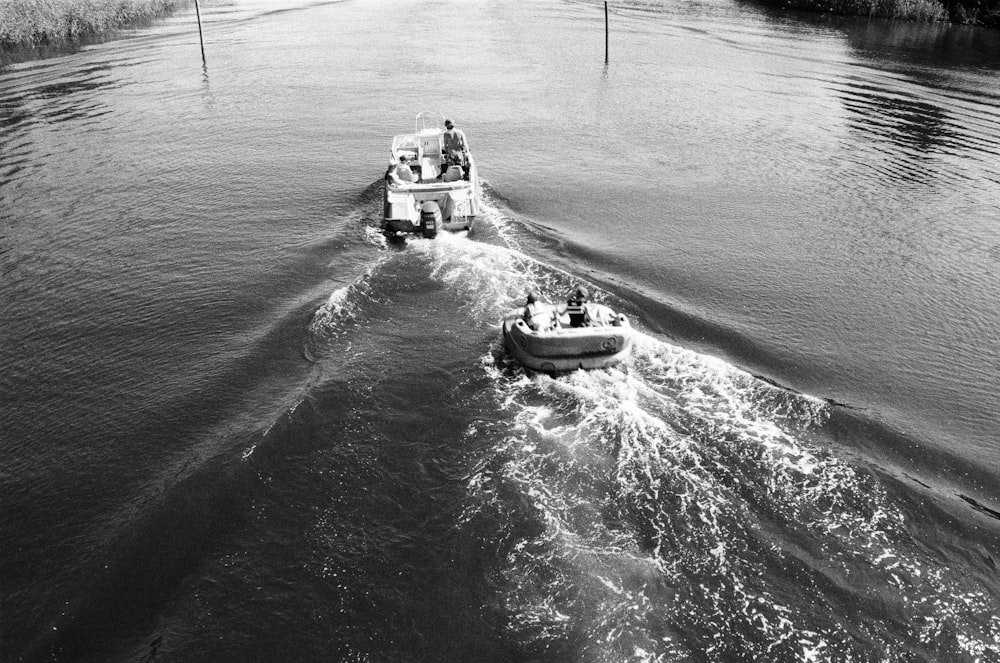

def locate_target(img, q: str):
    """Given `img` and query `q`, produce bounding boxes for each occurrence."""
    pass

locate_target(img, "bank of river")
[1,0,996,57]
[749,0,1000,27]
[0,0,183,51]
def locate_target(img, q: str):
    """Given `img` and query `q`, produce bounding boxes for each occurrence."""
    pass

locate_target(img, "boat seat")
[396,164,416,182]
[442,165,463,182]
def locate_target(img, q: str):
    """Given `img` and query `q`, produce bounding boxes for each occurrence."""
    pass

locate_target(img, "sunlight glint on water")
[2,0,998,660]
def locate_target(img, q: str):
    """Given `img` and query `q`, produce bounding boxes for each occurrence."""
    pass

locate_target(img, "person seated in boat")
[563,285,590,328]
[524,291,554,331]
[386,155,416,186]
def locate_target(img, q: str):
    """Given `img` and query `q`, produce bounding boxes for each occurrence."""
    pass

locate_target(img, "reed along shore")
[749,0,999,27]
[2,0,996,53]
[0,0,183,49]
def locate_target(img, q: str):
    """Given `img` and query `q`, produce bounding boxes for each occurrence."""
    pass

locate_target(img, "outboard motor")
[420,201,441,238]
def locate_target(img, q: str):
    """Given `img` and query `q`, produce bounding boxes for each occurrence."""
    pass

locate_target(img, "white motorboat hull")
[383,177,480,236]
[382,113,482,236]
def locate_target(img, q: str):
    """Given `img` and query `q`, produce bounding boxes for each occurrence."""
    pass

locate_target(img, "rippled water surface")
[2,1,999,661]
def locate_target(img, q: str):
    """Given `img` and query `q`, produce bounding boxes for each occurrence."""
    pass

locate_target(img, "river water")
[2,0,999,661]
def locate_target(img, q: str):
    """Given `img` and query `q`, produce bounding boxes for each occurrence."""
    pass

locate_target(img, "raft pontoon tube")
[501,304,633,372]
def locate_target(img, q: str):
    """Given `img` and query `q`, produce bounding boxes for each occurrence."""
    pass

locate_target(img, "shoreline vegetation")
[750,0,1000,27]
[0,0,184,50]
[0,0,996,53]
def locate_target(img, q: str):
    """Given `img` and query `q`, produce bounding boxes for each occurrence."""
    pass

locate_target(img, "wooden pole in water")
[604,2,609,64]
[194,0,206,65]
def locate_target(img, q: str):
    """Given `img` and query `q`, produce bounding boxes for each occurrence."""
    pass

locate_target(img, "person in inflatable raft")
[524,292,555,331]
[564,286,590,327]
[524,286,611,331]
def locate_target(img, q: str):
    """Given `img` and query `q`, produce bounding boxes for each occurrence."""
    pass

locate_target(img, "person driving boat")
[443,119,469,179]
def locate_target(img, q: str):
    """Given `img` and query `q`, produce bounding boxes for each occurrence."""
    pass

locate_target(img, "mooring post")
[604,2,609,64]
[194,0,206,64]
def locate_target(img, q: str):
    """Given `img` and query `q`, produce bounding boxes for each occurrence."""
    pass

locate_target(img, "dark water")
[2,1,999,661]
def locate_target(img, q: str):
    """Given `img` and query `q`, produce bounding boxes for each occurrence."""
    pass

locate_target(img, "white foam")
[471,317,1000,660]
[307,255,389,340]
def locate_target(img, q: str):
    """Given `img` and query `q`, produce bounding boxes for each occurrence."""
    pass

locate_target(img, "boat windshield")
[391,134,420,159]
[415,112,445,135]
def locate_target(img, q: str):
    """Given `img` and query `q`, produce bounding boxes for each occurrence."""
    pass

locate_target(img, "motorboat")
[501,300,633,373]
[382,112,482,238]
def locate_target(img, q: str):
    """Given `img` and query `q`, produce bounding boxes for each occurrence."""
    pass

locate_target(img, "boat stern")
[383,181,479,234]
[502,312,633,373]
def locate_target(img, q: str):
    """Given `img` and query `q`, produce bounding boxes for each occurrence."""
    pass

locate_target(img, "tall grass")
[0,0,182,48]
[840,0,949,21]
[752,0,950,21]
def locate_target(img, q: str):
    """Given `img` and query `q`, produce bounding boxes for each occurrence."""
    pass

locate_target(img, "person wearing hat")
[386,154,416,186]
[442,119,468,157]
[442,119,469,179]
[564,286,590,328]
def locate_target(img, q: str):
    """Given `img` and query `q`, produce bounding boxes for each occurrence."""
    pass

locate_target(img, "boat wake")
[463,330,1000,661]
[298,208,999,662]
